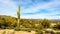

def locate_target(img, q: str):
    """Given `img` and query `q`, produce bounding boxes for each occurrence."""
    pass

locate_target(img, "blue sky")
[0,0,60,19]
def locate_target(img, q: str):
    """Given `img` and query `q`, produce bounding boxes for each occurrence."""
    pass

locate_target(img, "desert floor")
[0,29,36,34]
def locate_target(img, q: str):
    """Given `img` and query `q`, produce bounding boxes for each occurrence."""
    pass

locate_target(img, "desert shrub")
[52,22,60,30]
[14,27,20,31]
[0,16,17,29]
[56,32,60,34]
[52,25,57,30]
[35,29,39,32]
[26,29,31,32]
[1,26,6,29]
[56,24,60,30]
[41,19,52,28]
[45,30,57,34]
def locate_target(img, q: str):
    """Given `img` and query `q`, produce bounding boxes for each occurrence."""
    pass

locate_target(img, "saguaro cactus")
[17,5,20,27]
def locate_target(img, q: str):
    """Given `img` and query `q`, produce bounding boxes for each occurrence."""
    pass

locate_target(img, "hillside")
[0,15,60,23]
[0,15,60,34]
[0,15,60,29]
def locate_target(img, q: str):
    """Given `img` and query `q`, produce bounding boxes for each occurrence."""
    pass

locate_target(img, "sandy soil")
[0,29,36,34]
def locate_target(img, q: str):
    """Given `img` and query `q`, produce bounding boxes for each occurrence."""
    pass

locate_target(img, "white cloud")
[20,0,60,19]
[21,0,55,13]
[0,0,18,17]
[21,14,60,19]
[0,0,60,19]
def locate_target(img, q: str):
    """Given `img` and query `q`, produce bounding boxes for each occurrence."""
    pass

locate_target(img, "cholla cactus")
[17,5,20,27]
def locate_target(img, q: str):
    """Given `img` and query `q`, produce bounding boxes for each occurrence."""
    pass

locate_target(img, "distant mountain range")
[0,15,60,23]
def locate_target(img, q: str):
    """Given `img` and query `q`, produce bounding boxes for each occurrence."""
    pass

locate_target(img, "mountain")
[0,15,60,23]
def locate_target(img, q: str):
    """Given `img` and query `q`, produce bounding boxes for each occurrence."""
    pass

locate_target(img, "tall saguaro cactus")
[17,5,20,27]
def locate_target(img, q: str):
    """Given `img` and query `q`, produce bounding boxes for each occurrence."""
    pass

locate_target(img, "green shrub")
[26,29,31,32]
[14,27,20,31]
[1,26,6,29]
[56,32,60,34]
